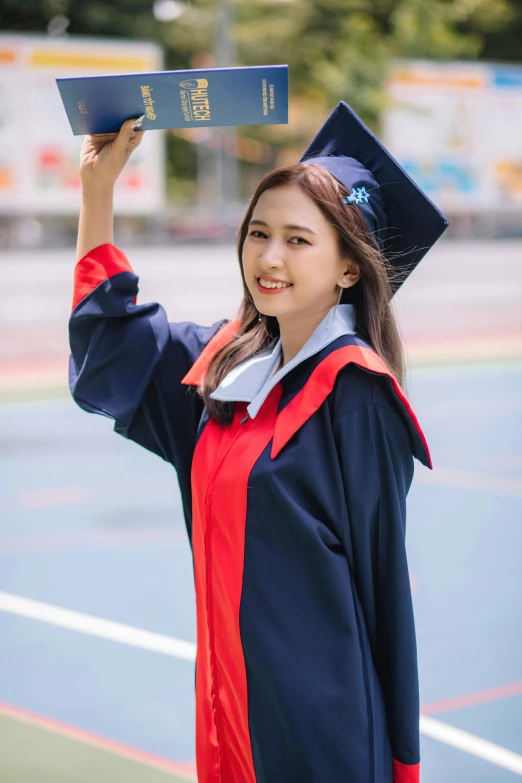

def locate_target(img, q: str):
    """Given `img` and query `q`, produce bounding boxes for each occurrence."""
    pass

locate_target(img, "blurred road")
[1,361,521,781]
[2,238,522,397]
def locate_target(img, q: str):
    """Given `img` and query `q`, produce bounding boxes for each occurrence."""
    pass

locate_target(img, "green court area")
[0,712,195,783]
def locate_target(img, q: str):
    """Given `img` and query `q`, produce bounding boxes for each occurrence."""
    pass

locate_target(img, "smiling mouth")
[257,277,293,290]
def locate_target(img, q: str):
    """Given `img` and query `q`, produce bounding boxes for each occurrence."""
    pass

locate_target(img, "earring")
[325,283,345,331]
[258,313,262,322]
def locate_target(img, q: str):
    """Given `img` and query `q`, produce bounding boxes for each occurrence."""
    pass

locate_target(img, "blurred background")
[1,1,521,781]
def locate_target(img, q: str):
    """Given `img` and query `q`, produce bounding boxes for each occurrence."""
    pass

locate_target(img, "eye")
[247,231,309,245]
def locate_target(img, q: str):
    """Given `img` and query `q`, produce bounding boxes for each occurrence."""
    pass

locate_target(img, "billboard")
[383,60,522,213]
[0,34,165,215]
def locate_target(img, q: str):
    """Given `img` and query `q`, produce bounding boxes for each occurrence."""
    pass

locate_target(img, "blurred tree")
[456,0,522,63]
[1,0,521,195]
[235,0,521,129]
[2,0,520,111]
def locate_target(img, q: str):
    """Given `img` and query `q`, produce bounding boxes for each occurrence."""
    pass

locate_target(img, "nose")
[257,238,285,270]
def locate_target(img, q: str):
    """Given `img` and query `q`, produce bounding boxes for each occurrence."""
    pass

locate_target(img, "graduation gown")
[69,243,432,783]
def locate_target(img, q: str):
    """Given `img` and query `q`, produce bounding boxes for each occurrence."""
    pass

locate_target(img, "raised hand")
[79,117,145,190]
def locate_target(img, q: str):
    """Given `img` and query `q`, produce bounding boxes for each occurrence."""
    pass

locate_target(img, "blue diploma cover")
[56,64,288,135]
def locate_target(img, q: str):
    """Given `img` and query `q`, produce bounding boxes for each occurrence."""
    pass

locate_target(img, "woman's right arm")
[76,185,114,263]
[76,117,140,261]
[70,120,231,475]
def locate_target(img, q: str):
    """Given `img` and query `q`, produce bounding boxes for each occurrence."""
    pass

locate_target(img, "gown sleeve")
[68,243,227,476]
[333,392,421,783]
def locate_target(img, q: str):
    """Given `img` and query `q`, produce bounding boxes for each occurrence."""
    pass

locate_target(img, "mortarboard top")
[299,101,449,292]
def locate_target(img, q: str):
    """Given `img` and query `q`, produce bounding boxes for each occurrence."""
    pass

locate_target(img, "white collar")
[210,304,356,419]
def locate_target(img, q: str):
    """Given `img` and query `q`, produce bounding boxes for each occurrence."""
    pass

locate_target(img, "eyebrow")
[248,219,317,236]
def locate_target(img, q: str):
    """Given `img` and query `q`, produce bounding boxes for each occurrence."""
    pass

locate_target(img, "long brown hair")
[199,163,406,426]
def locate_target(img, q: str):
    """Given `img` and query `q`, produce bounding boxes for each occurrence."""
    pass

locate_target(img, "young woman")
[70,102,448,783]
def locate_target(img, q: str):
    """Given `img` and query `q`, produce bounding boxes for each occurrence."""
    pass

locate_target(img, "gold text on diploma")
[140,85,157,120]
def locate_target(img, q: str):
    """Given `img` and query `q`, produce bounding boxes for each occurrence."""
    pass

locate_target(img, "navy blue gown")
[69,243,430,783]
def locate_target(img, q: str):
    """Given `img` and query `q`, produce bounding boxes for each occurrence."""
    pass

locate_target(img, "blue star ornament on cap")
[300,101,449,292]
[344,186,371,206]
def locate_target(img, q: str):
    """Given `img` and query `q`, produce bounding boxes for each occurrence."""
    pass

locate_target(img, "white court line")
[2,591,522,775]
[420,715,522,775]
[0,591,196,661]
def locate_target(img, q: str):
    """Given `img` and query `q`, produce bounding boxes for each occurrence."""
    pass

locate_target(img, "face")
[242,183,360,325]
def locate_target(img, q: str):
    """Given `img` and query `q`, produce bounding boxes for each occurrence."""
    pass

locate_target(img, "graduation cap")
[299,101,449,292]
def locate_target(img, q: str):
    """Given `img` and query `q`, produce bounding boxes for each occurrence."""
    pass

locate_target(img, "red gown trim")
[271,345,432,468]
[190,386,283,783]
[72,243,135,311]
[393,758,420,783]
[182,326,431,469]
[181,320,242,386]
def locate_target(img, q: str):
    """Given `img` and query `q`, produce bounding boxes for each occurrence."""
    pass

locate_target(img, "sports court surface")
[1,358,521,781]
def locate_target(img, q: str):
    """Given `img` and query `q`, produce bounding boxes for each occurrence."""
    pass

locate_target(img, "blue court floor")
[1,360,521,781]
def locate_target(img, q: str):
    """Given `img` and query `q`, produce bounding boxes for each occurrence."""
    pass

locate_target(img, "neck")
[277,305,333,367]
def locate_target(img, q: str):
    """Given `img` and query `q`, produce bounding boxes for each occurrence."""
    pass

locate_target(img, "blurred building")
[0,33,166,246]
[383,59,522,238]
[0,33,521,246]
